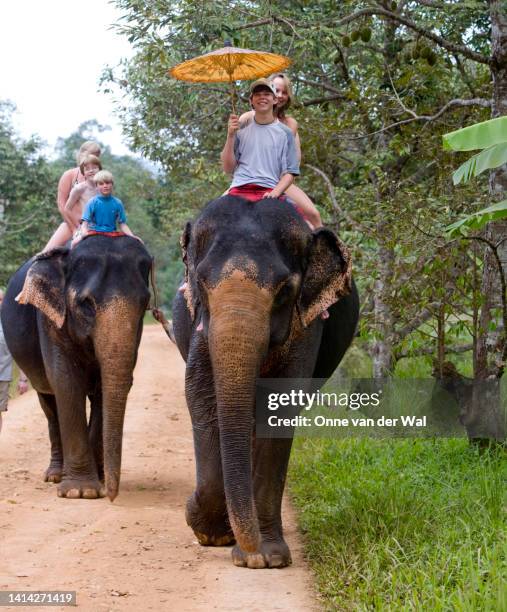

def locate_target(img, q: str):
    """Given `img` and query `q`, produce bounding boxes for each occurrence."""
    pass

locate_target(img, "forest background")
[0,0,503,381]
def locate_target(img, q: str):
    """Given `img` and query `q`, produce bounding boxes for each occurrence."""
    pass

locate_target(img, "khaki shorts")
[0,381,10,412]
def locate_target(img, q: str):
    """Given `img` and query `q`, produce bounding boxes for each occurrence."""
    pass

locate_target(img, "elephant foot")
[186,492,235,546]
[194,531,235,546]
[231,539,292,569]
[44,465,63,483]
[57,478,106,500]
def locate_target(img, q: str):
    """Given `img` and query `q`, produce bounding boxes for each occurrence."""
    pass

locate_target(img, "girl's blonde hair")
[94,170,114,184]
[76,140,101,164]
[269,73,294,114]
[79,154,102,175]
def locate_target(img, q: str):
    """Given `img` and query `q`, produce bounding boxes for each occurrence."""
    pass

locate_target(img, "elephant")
[1,235,152,500]
[172,195,359,569]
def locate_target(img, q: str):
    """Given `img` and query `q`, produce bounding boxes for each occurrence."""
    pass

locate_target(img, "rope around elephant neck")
[149,259,159,311]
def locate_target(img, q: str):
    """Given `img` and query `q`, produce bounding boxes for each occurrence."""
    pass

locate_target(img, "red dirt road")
[0,325,319,611]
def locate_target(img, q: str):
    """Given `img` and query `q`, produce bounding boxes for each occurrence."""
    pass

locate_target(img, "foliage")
[106,0,493,372]
[0,101,59,286]
[447,199,507,237]
[444,117,507,235]
[289,437,507,610]
[443,116,507,152]
[444,117,507,187]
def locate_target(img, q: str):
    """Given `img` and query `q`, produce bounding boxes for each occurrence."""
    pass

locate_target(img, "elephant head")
[181,195,351,554]
[16,236,152,500]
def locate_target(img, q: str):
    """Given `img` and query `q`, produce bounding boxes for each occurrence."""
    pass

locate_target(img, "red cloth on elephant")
[227,184,311,223]
[228,184,287,202]
[85,231,126,238]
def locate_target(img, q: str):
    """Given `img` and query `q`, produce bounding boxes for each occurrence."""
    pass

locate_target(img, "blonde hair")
[269,73,294,115]
[79,154,102,175]
[94,170,114,184]
[76,140,101,164]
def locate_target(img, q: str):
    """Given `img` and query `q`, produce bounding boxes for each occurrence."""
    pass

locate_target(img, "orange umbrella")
[169,42,291,114]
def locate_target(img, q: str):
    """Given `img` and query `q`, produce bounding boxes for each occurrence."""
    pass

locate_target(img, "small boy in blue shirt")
[72,170,141,247]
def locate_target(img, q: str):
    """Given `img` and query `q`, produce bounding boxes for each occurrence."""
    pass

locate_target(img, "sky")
[0,0,135,157]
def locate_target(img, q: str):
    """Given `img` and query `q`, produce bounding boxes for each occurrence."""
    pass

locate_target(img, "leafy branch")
[237,6,491,65]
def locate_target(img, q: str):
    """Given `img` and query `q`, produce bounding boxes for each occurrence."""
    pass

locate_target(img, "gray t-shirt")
[0,321,13,382]
[231,119,300,190]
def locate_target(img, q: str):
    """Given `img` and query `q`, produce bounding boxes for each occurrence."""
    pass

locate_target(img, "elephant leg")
[230,435,294,568]
[37,392,63,483]
[51,362,104,499]
[88,388,104,482]
[185,334,234,546]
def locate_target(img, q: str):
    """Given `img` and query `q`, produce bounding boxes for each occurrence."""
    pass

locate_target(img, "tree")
[106,0,496,375]
[0,101,58,285]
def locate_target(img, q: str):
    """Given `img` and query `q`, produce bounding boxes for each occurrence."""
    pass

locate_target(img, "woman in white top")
[239,74,322,229]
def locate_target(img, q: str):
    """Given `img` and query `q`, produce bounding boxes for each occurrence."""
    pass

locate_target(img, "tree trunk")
[373,239,395,377]
[465,1,507,444]
[437,303,446,377]
[372,17,398,378]
[477,1,507,378]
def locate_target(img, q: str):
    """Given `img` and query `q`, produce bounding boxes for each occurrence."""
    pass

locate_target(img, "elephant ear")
[298,229,352,328]
[180,222,197,322]
[15,249,68,328]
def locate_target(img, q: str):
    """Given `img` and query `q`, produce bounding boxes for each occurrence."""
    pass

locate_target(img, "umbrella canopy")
[169,43,291,113]
[170,44,291,83]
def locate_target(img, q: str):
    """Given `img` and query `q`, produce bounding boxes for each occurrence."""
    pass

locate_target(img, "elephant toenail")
[246,553,266,569]
[268,554,284,568]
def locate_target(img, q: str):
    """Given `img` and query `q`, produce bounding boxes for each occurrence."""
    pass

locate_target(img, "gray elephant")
[172,195,359,568]
[1,236,152,500]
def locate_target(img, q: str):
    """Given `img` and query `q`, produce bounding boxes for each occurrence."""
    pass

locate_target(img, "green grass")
[289,438,506,611]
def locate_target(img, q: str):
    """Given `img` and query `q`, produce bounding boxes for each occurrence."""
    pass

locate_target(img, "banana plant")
[443,116,507,236]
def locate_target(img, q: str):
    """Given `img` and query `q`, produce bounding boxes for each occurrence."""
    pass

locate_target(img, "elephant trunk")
[208,274,272,553]
[94,298,141,501]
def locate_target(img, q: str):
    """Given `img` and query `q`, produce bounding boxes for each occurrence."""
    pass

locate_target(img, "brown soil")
[0,325,320,611]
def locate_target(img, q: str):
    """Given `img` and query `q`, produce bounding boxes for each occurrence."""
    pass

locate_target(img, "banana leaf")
[452,143,507,184]
[446,199,507,237]
[443,117,507,152]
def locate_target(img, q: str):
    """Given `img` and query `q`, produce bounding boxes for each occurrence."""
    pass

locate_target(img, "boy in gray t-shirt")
[230,117,300,191]
[221,79,299,201]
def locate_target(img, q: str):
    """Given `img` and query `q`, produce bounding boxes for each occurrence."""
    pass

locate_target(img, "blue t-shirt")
[82,195,127,233]
[231,119,300,190]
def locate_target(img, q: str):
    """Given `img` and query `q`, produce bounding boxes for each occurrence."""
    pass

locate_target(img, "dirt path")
[0,325,319,611]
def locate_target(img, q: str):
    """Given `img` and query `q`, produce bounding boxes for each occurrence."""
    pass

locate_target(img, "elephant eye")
[274,278,297,307]
[78,296,96,319]
[194,229,211,259]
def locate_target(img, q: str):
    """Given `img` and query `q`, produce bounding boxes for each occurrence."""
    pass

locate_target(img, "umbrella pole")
[230,80,237,115]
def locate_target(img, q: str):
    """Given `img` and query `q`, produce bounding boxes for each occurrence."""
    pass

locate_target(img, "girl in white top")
[42,155,101,251]
[239,74,322,229]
